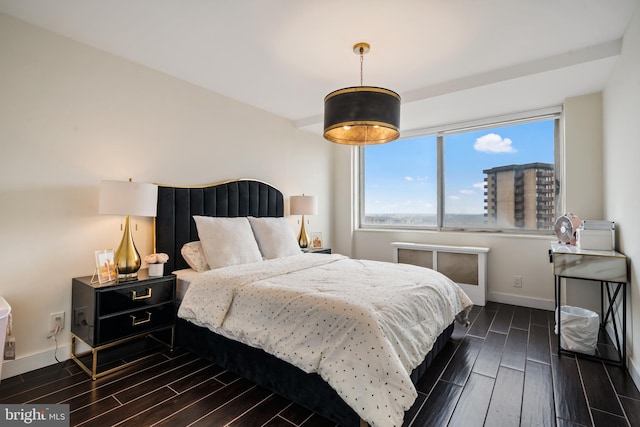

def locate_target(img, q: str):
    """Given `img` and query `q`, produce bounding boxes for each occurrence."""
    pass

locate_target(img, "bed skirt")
[175,318,454,426]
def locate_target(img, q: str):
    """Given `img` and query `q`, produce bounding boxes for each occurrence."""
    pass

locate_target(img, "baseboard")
[488,291,555,311]
[1,344,71,380]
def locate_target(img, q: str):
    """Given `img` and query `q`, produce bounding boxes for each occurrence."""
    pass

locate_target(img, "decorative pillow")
[180,241,210,272]
[193,216,263,269]
[248,216,302,259]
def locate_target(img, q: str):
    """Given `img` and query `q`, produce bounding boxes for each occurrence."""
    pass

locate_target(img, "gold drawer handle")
[131,311,152,326]
[131,288,152,300]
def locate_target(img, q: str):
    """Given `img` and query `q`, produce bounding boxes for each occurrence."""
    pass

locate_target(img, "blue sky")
[364,119,555,215]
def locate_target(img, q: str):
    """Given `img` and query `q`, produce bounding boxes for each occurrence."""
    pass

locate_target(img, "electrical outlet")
[4,336,15,360]
[49,311,65,333]
[513,275,522,288]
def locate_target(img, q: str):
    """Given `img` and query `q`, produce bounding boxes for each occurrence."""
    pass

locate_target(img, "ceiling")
[0,0,637,134]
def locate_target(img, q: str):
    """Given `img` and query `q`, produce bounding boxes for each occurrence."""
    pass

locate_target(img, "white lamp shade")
[99,180,158,217]
[290,195,318,216]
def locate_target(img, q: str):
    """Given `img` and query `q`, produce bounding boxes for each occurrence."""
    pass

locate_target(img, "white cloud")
[473,181,486,189]
[474,133,516,153]
[448,195,460,200]
[459,189,474,195]
[404,176,428,182]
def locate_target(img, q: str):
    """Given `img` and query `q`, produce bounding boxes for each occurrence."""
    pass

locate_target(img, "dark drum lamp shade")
[323,42,401,145]
[324,86,401,145]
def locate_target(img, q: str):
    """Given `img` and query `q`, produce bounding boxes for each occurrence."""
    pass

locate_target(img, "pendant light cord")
[359,47,364,86]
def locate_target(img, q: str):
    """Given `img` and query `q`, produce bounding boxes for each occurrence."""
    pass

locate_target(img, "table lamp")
[290,195,317,248]
[99,179,158,279]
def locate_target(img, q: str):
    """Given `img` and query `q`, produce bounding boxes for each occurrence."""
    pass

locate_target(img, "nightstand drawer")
[99,279,174,316]
[97,303,174,344]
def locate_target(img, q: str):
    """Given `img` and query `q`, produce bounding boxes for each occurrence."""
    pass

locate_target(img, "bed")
[155,179,472,427]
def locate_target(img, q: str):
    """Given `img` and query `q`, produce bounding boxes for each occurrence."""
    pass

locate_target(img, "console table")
[550,242,627,367]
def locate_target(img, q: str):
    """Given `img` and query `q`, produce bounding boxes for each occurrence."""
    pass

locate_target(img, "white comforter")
[178,254,472,427]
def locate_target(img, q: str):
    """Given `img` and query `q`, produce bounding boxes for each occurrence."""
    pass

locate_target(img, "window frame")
[357,106,564,234]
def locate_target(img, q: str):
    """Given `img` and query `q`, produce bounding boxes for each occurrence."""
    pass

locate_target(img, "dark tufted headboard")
[155,179,285,272]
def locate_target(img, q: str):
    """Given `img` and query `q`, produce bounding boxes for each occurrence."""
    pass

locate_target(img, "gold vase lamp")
[290,195,318,248]
[99,179,158,279]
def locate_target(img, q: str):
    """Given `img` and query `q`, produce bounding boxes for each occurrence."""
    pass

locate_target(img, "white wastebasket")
[0,296,11,381]
[555,305,599,355]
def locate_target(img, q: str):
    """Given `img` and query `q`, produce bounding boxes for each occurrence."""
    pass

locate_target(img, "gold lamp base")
[297,215,310,248]
[115,215,141,280]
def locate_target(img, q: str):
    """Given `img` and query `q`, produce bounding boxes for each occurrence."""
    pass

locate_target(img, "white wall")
[332,93,606,312]
[0,13,331,377]
[563,93,605,312]
[563,93,604,220]
[603,2,640,386]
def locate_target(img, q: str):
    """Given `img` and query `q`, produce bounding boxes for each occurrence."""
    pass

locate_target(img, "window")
[359,109,561,233]
[362,135,437,227]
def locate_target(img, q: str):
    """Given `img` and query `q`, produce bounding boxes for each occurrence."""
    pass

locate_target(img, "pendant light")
[324,42,401,145]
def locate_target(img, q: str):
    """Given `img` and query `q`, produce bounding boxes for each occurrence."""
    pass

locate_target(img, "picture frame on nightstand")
[94,249,116,284]
[310,232,323,249]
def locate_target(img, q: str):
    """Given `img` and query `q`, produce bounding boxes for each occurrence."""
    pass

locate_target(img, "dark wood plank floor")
[1,302,639,426]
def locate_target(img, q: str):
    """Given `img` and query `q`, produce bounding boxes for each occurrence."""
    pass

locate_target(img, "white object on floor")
[0,296,12,382]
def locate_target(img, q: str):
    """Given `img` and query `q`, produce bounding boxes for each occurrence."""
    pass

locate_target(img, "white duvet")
[178,254,472,427]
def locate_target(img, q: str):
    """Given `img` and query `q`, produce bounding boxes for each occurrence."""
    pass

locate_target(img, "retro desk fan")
[554,213,581,245]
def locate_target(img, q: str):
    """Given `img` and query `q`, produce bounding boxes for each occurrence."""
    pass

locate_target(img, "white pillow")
[248,217,302,259]
[180,241,210,272]
[193,216,263,269]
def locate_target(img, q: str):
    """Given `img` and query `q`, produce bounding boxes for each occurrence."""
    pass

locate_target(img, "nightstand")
[302,247,332,254]
[71,270,176,379]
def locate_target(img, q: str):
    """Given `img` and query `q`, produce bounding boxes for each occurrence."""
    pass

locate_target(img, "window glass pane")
[362,135,437,227]
[443,119,556,230]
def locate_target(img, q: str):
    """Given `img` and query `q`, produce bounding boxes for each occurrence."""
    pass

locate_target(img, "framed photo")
[95,249,117,284]
[310,232,323,249]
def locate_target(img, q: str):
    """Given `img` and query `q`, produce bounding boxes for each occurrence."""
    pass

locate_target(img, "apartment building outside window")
[483,162,555,229]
